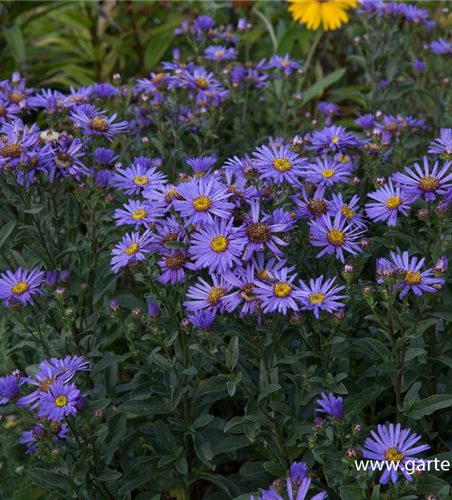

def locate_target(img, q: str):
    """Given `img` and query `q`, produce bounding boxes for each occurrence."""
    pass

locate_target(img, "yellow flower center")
[331,136,340,144]
[322,169,335,178]
[194,77,209,90]
[386,196,402,210]
[11,282,29,295]
[337,155,350,163]
[134,176,148,186]
[38,378,57,393]
[418,176,440,193]
[1,141,23,159]
[385,447,404,463]
[257,269,269,281]
[280,61,290,67]
[341,205,355,220]
[273,282,292,298]
[55,395,68,407]
[132,209,147,219]
[327,229,346,246]
[125,242,139,256]
[88,116,109,133]
[309,292,325,304]
[214,50,225,57]
[273,158,292,172]
[211,235,229,253]
[207,286,227,306]
[193,195,212,212]
[404,271,421,286]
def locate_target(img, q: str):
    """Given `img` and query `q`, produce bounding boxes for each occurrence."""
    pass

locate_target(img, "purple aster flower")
[113,160,167,195]
[365,179,411,226]
[253,254,295,283]
[252,476,327,500]
[93,82,118,99]
[69,106,128,140]
[148,216,187,254]
[254,267,301,315]
[188,310,216,333]
[37,379,81,421]
[0,374,24,404]
[204,45,237,61]
[45,134,88,183]
[393,156,452,202]
[329,193,367,229]
[193,15,215,35]
[253,143,307,186]
[431,38,452,55]
[267,54,302,76]
[38,355,89,382]
[389,251,444,299]
[355,114,375,129]
[189,218,246,273]
[113,199,162,228]
[17,366,61,410]
[294,185,330,220]
[223,264,260,317]
[414,59,425,73]
[28,89,69,114]
[20,422,69,454]
[318,102,339,116]
[0,96,21,123]
[95,169,111,189]
[376,258,396,283]
[0,268,45,307]
[316,393,344,420]
[224,169,259,207]
[308,212,364,263]
[306,126,358,154]
[184,274,231,313]
[428,128,452,159]
[186,155,217,175]
[93,147,118,168]
[298,276,347,319]
[362,423,430,484]
[302,157,352,186]
[230,66,246,88]
[45,271,59,289]
[290,461,308,485]
[243,200,291,260]
[110,230,153,273]
[181,68,223,95]
[172,178,234,227]
[156,250,193,285]
[0,118,39,169]
[66,85,93,106]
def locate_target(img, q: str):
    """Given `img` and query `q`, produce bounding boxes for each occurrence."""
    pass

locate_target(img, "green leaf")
[405,394,452,419]
[263,462,286,478]
[0,220,15,248]
[98,469,123,481]
[28,468,68,491]
[164,241,190,250]
[3,25,25,64]
[302,68,346,105]
[340,486,366,500]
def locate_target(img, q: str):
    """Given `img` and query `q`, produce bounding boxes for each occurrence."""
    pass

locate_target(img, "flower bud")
[147,301,161,319]
[94,408,105,422]
[80,283,89,292]
[132,307,142,318]
[352,176,360,185]
[434,255,448,275]
[59,270,70,284]
[55,287,67,297]
[290,134,303,153]
[290,311,303,324]
[375,177,386,186]
[109,300,121,314]
[105,193,116,204]
[362,285,372,296]
[312,416,326,431]
[359,237,372,250]
[333,307,345,321]
[180,317,191,329]
[345,447,359,459]
[417,208,429,220]
[51,447,61,456]
[352,423,364,435]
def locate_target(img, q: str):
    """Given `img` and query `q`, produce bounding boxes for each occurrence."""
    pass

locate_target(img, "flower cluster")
[0,356,88,453]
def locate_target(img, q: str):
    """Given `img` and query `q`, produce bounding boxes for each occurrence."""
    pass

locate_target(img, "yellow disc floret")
[273,158,292,172]
[211,235,229,253]
[404,271,421,286]
[132,209,147,219]
[55,395,68,407]
[125,242,139,256]
[385,447,404,463]
[327,229,346,246]
[193,195,212,212]
[386,196,402,210]
[273,282,292,298]
[11,282,29,295]
[309,292,325,304]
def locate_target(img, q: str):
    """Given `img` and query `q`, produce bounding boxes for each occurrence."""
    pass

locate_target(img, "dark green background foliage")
[1,2,452,500]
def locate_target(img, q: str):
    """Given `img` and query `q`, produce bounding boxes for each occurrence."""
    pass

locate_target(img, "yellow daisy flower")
[288,0,357,31]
